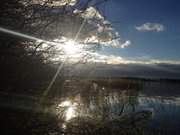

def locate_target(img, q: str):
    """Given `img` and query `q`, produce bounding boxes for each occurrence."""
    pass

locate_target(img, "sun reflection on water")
[65,106,75,121]
[56,100,78,121]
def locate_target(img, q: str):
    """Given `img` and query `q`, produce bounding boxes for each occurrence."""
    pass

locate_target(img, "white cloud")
[101,38,131,49]
[30,0,77,6]
[81,6,104,20]
[120,40,131,48]
[135,23,165,32]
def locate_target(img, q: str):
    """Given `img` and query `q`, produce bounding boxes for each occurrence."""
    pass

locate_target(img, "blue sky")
[96,0,180,61]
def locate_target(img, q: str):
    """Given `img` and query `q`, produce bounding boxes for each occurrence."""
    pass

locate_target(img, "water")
[1,79,180,135]
[55,79,180,135]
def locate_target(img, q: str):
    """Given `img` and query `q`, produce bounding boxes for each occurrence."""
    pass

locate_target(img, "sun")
[39,38,86,61]
[63,40,80,55]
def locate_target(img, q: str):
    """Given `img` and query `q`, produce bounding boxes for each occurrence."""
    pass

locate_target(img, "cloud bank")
[88,53,180,65]
[68,61,180,79]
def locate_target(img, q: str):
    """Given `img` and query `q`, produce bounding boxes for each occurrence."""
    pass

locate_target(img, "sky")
[63,0,180,79]
[95,0,180,62]
[2,0,179,65]
[1,0,180,79]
